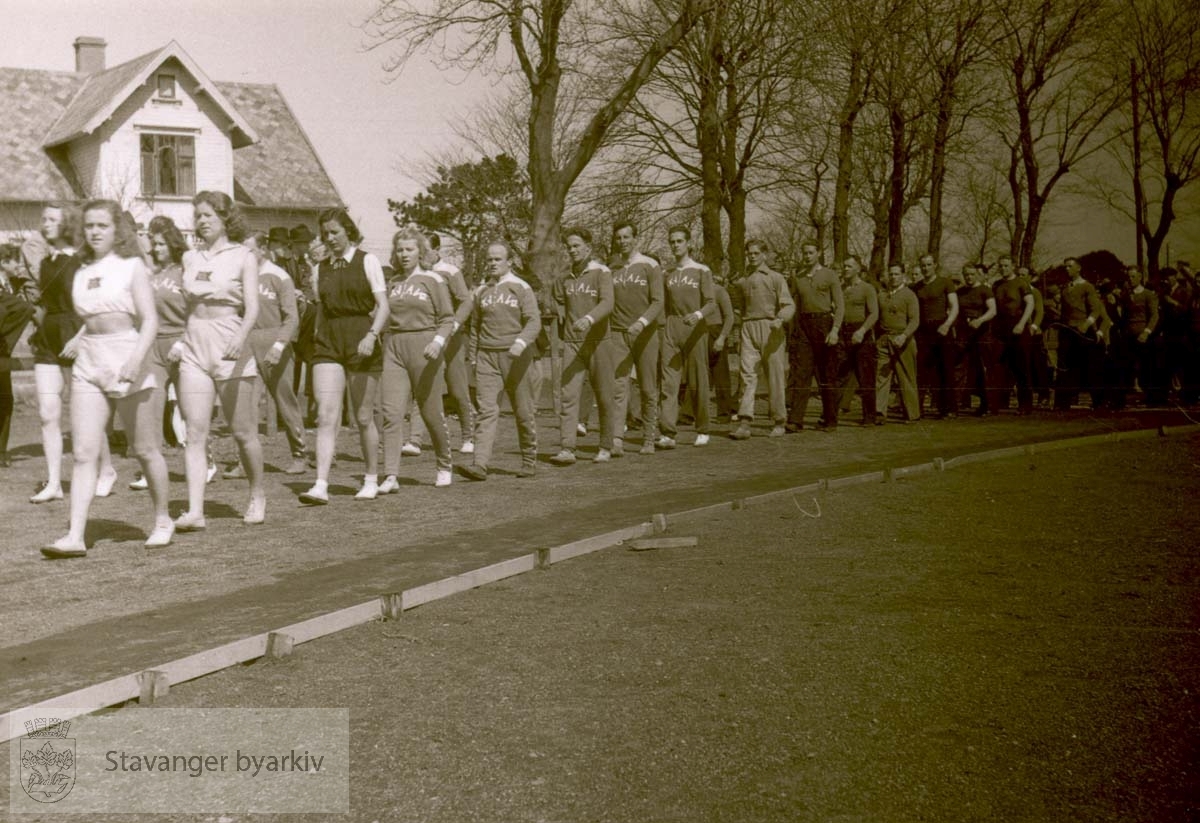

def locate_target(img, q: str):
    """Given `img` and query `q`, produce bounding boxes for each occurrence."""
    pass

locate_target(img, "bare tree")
[1122,0,1200,276]
[365,0,713,285]
[989,0,1124,267]
[918,0,990,261]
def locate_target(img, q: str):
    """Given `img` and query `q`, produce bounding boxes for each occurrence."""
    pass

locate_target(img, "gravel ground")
[5,434,1196,823]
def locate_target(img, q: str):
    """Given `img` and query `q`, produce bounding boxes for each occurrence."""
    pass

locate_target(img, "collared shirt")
[735,267,794,322]
[842,279,878,329]
[326,245,386,294]
[878,286,919,337]
[790,264,844,325]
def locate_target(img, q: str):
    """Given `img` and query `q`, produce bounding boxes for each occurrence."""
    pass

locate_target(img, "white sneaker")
[435,469,452,487]
[128,474,148,491]
[593,448,612,463]
[30,484,64,504]
[355,480,379,500]
[206,463,218,484]
[459,440,475,455]
[655,436,676,450]
[378,476,400,494]
[401,442,422,457]
[694,434,710,447]
[95,468,118,498]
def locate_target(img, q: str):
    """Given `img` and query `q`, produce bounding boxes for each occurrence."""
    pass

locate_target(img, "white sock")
[312,479,328,494]
[362,474,377,486]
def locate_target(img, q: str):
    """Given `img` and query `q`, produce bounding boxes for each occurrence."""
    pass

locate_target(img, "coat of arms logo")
[19,717,76,802]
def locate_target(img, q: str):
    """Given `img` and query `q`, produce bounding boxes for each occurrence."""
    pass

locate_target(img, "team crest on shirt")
[196,270,212,282]
[258,284,277,300]
[481,290,519,309]
[563,279,599,299]
[86,277,101,290]
[668,271,700,289]
[390,282,430,301]
[153,276,182,294]
[613,269,648,288]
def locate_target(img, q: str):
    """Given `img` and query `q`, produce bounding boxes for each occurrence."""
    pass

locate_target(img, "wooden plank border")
[3,423,1193,742]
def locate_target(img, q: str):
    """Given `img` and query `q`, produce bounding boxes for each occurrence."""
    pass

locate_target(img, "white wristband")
[270,341,285,353]
[432,335,445,347]
[691,311,703,322]
[511,339,527,353]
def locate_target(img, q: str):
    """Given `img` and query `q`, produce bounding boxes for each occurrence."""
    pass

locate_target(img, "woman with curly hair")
[299,208,389,504]
[173,191,264,530]
[29,202,118,503]
[41,200,169,557]
[378,226,456,491]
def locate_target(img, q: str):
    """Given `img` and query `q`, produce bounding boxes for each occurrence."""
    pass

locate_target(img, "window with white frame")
[140,133,195,197]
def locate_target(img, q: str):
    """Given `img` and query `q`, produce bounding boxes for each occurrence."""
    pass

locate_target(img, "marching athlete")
[42,200,170,557]
[300,209,389,504]
[460,241,541,480]
[658,226,715,448]
[174,191,264,530]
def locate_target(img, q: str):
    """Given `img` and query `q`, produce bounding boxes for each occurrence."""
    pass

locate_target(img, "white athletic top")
[72,253,141,319]
[184,242,253,308]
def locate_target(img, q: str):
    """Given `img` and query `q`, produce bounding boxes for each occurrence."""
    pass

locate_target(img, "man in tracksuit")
[609,221,663,456]
[658,226,716,448]
[550,228,615,465]
[730,239,793,439]
[460,242,541,480]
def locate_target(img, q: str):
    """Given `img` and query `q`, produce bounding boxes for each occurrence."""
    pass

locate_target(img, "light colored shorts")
[72,329,156,398]
[180,315,257,382]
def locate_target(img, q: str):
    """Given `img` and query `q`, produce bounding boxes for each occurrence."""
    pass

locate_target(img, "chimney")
[74,37,107,74]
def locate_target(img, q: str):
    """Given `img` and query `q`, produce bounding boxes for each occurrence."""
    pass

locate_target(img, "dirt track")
[5,433,1196,822]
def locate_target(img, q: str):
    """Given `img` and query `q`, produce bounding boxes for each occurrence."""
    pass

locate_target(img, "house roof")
[0,68,86,201]
[217,82,343,209]
[0,43,341,209]
[44,41,257,149]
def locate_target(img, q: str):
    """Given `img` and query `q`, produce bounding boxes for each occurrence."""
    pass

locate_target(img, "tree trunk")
[1145,172,1182,279]
[833,51,866,263]
[698,82,724,271]
[1006,141,1024,262]
[869,188,889,275]
[727,187,747,279]
[888,105,907,267]
[927,80,954,261]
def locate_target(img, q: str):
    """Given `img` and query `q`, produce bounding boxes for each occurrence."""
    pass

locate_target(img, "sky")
[2,0,496,257]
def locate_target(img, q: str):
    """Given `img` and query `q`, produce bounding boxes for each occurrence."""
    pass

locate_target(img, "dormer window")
[156,74,176,100]
[140,133,195,197]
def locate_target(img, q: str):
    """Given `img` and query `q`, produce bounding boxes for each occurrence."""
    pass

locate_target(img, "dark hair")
[562,227,592,246]
[745,238,769,253]
[319,208,362,244]
[43,201,82,248]
[427,232,442,251]
[193,191,247,243]
[78,199,142,263]
[1064,256,1079,267]
[612,220,638,238]
[667,225,691,241]
[148,215,189,265]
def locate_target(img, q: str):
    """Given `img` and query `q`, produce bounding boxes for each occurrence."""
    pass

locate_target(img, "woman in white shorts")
[42,200,170,558]
[29,202,118,503]
[174,191,264,530]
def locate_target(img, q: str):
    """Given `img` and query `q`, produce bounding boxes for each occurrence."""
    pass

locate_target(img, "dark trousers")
[0,369,11,455]
[787,314,839,426]
[836,325,877,423]
[1055,326,1105,409]
[962,327,1001,413]
[916,326,958,416]
[996,325,1033,412]
[1182,331,1200,405]
[1030,333,1051,404]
